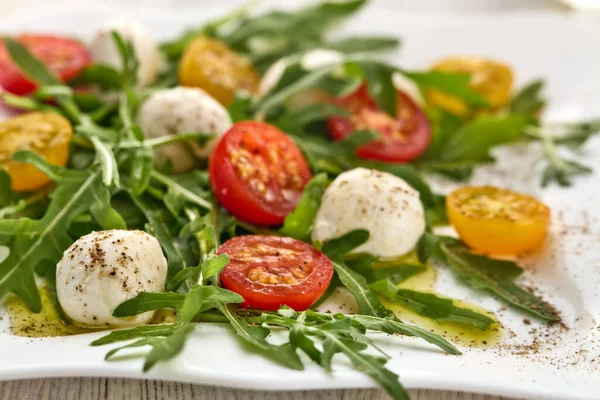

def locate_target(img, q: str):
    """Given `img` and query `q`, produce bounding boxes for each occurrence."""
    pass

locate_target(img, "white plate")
[1,3,600,399]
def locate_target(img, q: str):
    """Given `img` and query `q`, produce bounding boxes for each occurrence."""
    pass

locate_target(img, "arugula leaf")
[439,115,527,163]
[0,166,110,311]
[322,229,370,261]
[309,318,410,400]
[71,64,122,90]
[131,195,189,278]
[4,38,81,122]
[151,171,212,212]
[201,253,230,281]
[276,103,349,134]
[175,285,244,327]
[280,173,329,240]
[439,241,560,321]
[113,292,186,317]
[346,314,460,355]
[361,62,397,115]
[338,129,380,150]
[510,79,546,119]
[346,255,427,284]
[404,70,488,107]
[370,280,495,330]
[91,324,174,346]
[326,37,400,54]
[334,261,394,318]
[105,324,195,372]
[218,303,304,370]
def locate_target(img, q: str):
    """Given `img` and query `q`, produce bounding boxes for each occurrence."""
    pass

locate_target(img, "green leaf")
[439,115,527,163]
[218,303,304,370]
[91,324,174,346]
[0,171,15,207]
[0,169,106,311]
[105,324,195,372]
[89,183,127,230]
[322,229,370,261]
[88,136,120,187]
[71,64,122,90]
[227,94,253,122]
[361,62,397,116]
[405,70,488,106]
[201,253,230,281]
[280,173,329,240]
[128,147,154,196]
[4,38,82,122]
[510,79,546,118]
[338,129,380,150]
[276,103,349,134]
[333,262,394,318]
[151,171,212,211]
[541,158,592,187]
[314,319,410,400]
[327,37,400,54]
[440,242,560,321]
[346,255,427,284]
[4,38,60,85]
[176,285,243,327]
[131,195,188,277]
[113,292,186,317]
[347,314,460,355]
[370,280,495,330]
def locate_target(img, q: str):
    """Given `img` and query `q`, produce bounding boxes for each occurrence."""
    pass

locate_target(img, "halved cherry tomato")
[428,57,513,116]
[209,121,312,226]
[0,112,73,192]
[447,186,550,255]
[218,235,334,311]
[178,37,259,106]
[0,35,91,95]
[327,83,432,163]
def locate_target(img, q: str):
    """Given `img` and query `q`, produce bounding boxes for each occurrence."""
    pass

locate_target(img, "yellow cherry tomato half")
[446,186,550,255]
[0,112,73,192]
[428,57,514,116]
[178,36,259,106]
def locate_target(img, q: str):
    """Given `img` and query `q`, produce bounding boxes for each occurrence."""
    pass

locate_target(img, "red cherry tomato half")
[218,235,334,311]
[209,121,312,226]
[327,83,432,163]
[0,35,91,95]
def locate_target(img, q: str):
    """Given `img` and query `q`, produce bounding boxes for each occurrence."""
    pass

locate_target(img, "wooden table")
[0,378,512,400]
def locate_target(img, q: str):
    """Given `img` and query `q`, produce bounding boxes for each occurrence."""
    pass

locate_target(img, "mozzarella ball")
[312,168,425,259]
[56,230,168,328]
[89,20,161,87]
[137,87,232,172]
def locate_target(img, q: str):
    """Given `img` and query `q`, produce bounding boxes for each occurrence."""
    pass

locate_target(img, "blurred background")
[0,0,576,15]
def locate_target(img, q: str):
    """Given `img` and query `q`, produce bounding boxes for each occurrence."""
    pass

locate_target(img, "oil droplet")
[379,262,504,347]
[4,286,91,337]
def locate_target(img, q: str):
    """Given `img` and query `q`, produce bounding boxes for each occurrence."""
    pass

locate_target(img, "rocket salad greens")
[0,1,596,399]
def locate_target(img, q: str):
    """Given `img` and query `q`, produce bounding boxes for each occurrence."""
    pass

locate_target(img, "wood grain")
[0,378,514,400]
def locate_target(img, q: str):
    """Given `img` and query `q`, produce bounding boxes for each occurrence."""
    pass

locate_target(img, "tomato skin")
[0,35,91,95]
[218,235,334,311]
[327,84,432,163]
[178,36,259,106]
[209,121,312,226]
[0,112,73,192]
[447,186,550,256]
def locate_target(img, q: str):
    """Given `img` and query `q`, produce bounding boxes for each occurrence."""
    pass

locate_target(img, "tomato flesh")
[209,121,312,226]
[218,235,334,311]
[327,83,432,162]
[0,35,91,95]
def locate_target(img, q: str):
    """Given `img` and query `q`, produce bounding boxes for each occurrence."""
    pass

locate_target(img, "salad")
[0,1,598,399]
